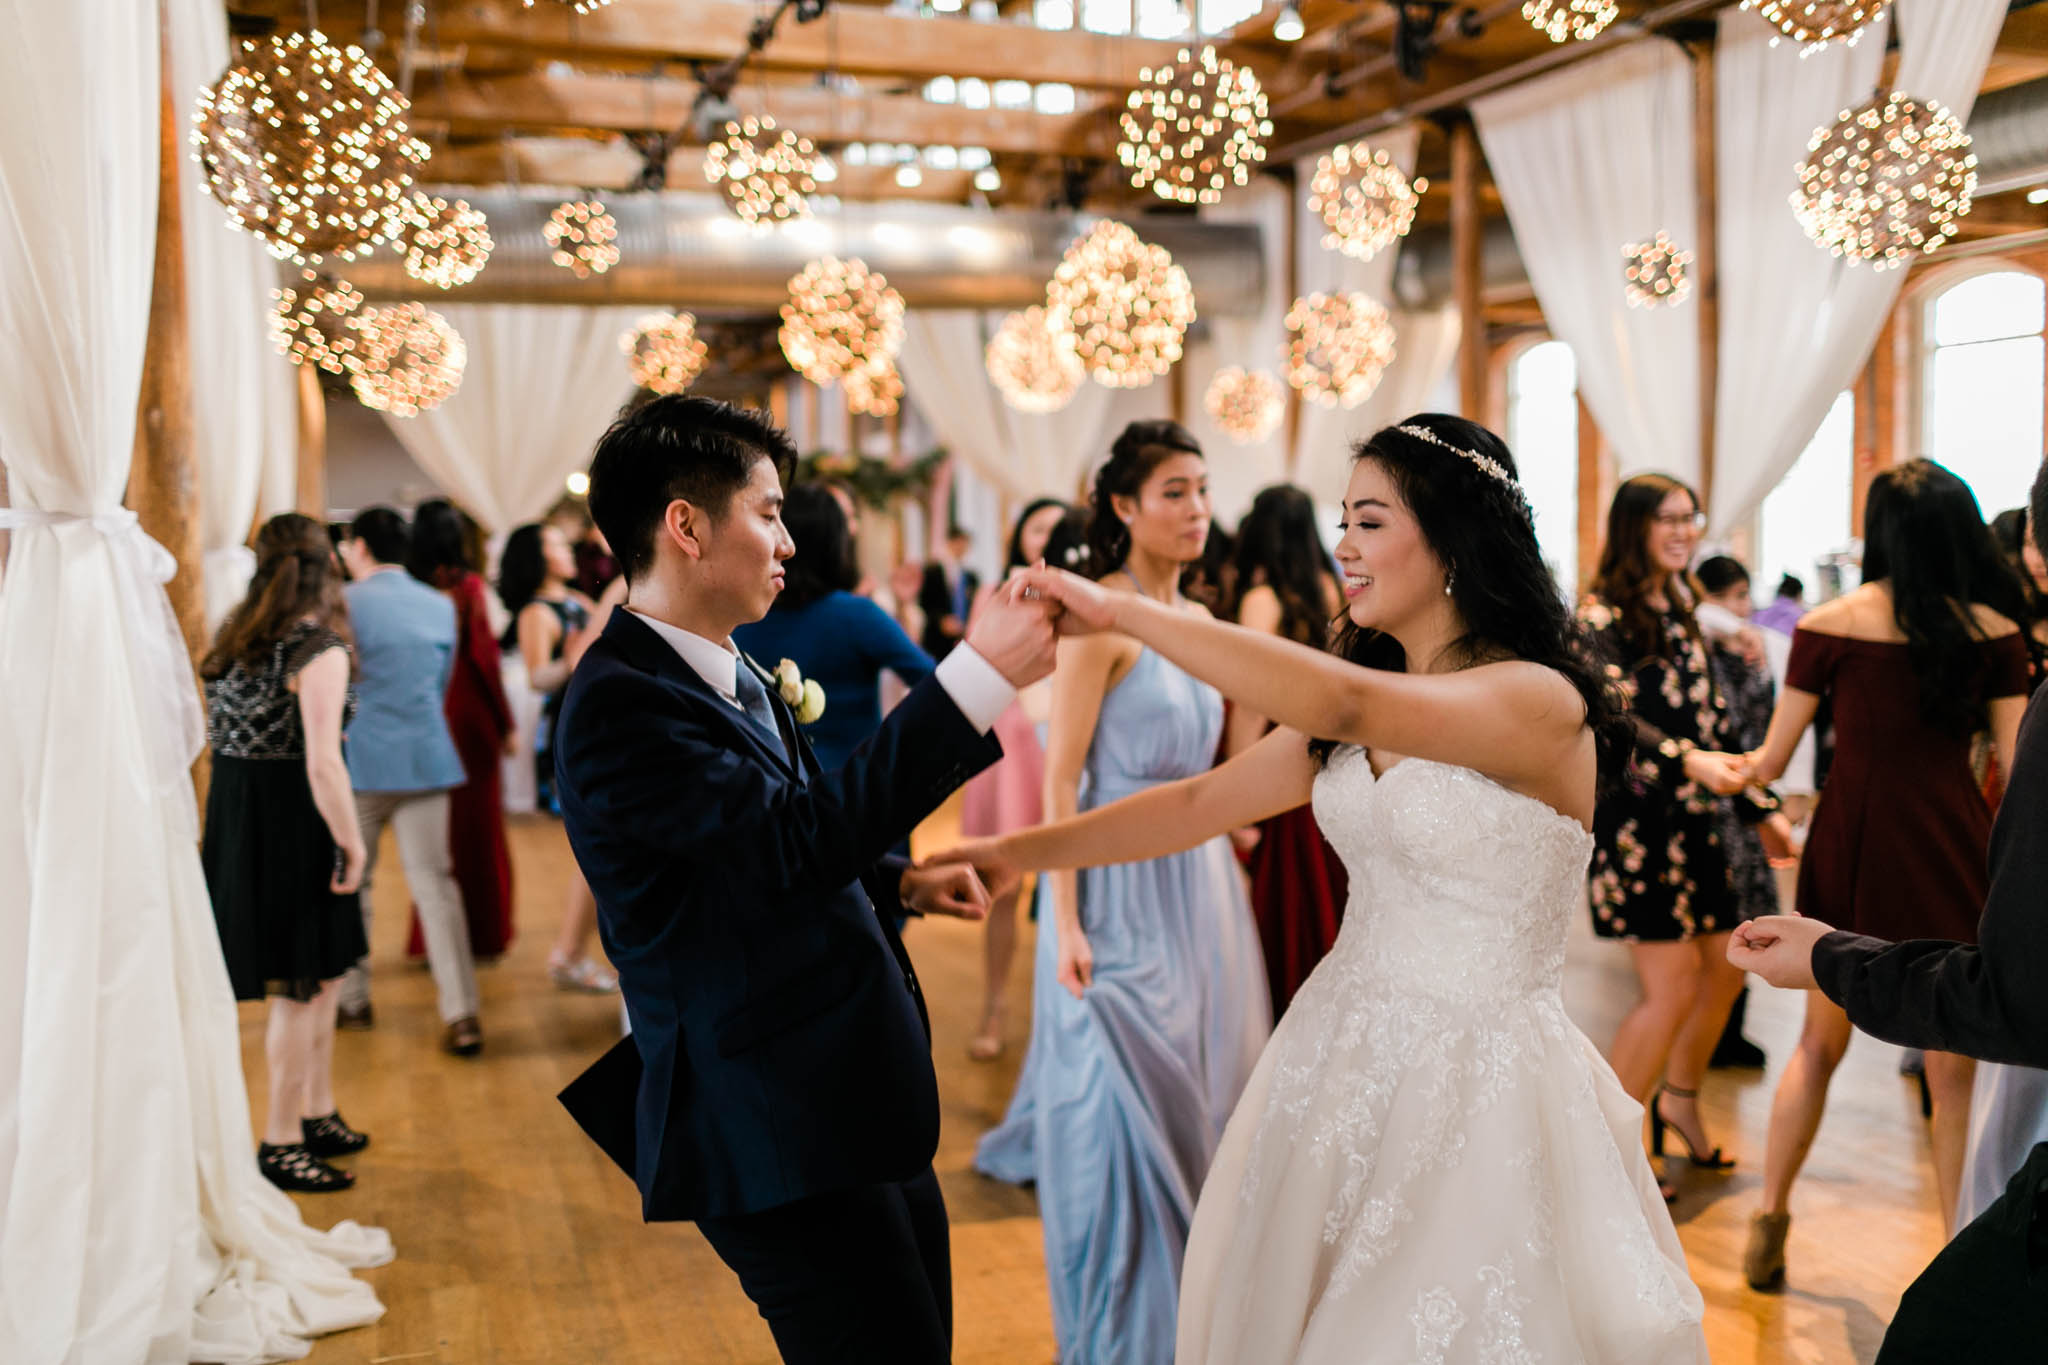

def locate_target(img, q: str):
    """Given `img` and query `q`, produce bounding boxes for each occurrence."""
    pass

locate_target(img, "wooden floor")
[258,810,1944,1365]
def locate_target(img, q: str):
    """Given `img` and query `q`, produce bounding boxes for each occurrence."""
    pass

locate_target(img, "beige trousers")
[340,789,480,1024]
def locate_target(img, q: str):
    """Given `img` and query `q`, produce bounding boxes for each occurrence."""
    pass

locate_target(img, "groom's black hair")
[586,395,798,583]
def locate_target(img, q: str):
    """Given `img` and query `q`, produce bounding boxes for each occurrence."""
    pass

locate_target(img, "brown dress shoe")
[1744,1210,1791,1291]
[443,1016,483,1057]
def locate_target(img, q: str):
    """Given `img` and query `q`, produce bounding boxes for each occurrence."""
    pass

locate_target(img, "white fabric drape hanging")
[1708,0,2009,528]
[171,0,300,631]
[378,303,644,533]
[1180,178,1292,522]
[0,5,390,1362]
[1474,41,1702,484]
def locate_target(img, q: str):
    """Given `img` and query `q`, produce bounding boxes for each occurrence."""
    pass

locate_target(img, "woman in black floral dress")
[1580,475,1773,1193]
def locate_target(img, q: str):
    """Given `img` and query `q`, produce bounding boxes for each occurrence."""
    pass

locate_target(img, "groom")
[553,396,1058,1365]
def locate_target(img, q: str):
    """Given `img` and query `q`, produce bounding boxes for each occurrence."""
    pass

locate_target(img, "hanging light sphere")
[350,302,466,416]
[620,311,710,395]
[545,198,621,277]
[1204,367,1284,443]
[779,256,906,384]
[395,190,492,290]
[1792,91,1977,271]
[1117,45,1272,206]
[269,271,367,376]
[704,115,818,225]
[843,355,905,418]
[1285,292,1396,409]
[1740,1,1887,54]
[1521,0,1619,42]
[1046,221,1197,389]
[192,29,430,265]
[1622,231,1694,308]
[1308,141,1428,263]
[985,306,1086,413]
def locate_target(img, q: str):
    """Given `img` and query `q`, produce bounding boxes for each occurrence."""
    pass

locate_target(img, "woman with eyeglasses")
[1579,474,1774,1201]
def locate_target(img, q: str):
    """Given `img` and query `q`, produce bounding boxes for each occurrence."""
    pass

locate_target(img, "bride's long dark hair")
[1308,414,1631,786]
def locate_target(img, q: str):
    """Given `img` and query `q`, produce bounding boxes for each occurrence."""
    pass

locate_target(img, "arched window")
[1505,339,1580,597]
[1922,270,2046,518]
[1758,390,1856,602]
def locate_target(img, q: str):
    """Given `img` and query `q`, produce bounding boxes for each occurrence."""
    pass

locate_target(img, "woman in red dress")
[405,500,516,961]
[1222,485,1348,1016]
[1738,460,2036,1290]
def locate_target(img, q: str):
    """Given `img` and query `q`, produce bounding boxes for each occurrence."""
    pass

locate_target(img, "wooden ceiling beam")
[411,70,1105,156]
[226,0,1188,89]
[422,136,982,201]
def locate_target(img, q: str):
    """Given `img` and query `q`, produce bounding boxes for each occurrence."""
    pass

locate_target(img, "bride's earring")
[1444,566,1456,597]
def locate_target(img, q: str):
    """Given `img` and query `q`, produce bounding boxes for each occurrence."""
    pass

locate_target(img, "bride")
[941,415,1708,1364]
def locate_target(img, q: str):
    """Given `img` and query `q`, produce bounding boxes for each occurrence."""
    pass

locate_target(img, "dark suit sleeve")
[558,668,1001,906]
[1811,692,2048,1067]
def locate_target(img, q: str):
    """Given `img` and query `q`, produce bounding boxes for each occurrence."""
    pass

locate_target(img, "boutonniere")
[773,658,827,725]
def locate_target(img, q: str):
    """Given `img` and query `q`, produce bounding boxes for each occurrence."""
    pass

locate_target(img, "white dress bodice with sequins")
[1175,747,1710,1365]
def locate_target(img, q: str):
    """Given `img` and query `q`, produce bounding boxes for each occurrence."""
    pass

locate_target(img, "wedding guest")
[201,514,370,1191]
[501,522,615,994]
[957,497,1069,1061]
[1579,475,1767,1198]
[1989,506,2048,648]
[1221,484,1348,1016]
[974,421,1270,1365]
[1753,573,1806,636]
[405,498,515,963]
[917,525,978,659]
[733,483,934,769]
[1736,458,2033,1290]
[1180,522,1237,614]
[335,507,484,1056]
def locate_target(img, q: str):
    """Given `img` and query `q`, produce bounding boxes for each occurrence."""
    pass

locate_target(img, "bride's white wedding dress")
[1177,749,1708,1364]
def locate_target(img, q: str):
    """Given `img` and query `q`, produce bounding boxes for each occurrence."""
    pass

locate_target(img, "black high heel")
[259,1142,355,1193]
[1650,1085,1736,1171]
[301,1111,369,1157]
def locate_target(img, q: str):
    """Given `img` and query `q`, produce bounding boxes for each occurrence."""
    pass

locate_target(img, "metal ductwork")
[1395,72,2048,309]
[341,191,1269,316]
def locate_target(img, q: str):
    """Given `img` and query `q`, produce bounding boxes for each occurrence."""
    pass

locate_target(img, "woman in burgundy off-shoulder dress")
[406,501,515,962]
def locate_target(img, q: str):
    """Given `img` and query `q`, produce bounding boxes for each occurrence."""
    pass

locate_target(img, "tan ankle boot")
[1744,1210,1791,1291]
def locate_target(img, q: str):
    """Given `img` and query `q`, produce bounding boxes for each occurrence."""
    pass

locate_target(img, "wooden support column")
[294,361,327,517]
[1450,120,1487,422]
[1280,163,1303,480]
[128,9,204,665]
[1169,353,1187,427]
[1855,303,1904,537]
[768,376,791,432]
[1691,40,1720,518]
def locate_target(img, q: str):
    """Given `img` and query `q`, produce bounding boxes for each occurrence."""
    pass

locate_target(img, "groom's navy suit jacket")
[553,608,1002,1222]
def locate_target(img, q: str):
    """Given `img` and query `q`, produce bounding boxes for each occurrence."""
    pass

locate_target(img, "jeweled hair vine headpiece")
[1396,423,1528,506]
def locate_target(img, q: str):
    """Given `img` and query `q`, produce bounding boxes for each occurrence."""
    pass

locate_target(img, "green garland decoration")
[795,447,946,509]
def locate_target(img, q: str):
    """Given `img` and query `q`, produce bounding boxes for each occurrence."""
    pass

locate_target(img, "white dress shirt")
[627,608,1016,735]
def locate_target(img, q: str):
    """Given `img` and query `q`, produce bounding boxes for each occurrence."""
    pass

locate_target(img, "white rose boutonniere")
[773,658,828,725]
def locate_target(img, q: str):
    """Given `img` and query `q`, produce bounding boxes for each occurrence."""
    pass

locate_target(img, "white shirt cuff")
[935,643,1016,735]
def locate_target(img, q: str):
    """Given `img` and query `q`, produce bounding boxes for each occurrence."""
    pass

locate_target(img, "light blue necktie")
[732,662,791,767]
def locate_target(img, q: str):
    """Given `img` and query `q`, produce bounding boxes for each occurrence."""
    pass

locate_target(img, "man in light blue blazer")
[338,507,484,1056]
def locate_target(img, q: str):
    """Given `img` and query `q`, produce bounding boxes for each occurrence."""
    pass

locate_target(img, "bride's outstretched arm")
[1018,567,1585,787]
[933,724,1316,878]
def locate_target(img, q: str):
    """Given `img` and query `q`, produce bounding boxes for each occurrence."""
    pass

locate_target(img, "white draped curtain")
[172,0,300,631]
[1474,41,1702,484]
[1708,0,2009,528]
[0,4,390,1362]
[379,303,644,534]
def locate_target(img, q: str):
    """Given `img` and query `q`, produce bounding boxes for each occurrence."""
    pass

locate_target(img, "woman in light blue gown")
[975,421,1271,1365]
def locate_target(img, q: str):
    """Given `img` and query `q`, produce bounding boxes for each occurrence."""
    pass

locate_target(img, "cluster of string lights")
[621,312,710,395]
[1521,0,1619,43]
[350,303,467,416]
[1117,45,1272,206]
[270,271,367,376]
[1046,221,1196,389]
[1308,141,1428,264]
[704,115,818,225]
[192,29,429,265]
[1622,231,1694,308]
[842,356,905,417]
[395,190,492,290]
[779,257,906,385]
[1792,91,1977,271]
[1285,292,1396,408]
[545,199,621,277]
[985,306,1086,413]
[1204,367,1284,443]
[1741,0,1887,53]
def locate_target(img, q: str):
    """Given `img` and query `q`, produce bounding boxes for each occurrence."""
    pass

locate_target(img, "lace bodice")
[205,621,355,760]
[1310,748,1594,1004]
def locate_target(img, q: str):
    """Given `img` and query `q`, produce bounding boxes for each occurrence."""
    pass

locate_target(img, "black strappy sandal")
[259,1142,356,1192]
[301,1111,369,1157]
